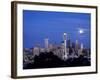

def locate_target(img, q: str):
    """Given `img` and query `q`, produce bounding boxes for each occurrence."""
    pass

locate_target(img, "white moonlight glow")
[79,29,84,34]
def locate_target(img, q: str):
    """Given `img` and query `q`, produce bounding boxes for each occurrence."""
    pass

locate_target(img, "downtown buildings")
[23,33,90,66]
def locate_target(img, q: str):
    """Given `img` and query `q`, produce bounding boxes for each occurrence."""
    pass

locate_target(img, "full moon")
[79,29,84,34]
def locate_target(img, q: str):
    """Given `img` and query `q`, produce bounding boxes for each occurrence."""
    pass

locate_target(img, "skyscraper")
[67,34,71,48]
[44,38,49,49]
[63,33,67,54]
[44,38,49,52]
[80,43,83,51]
[75,40,79,50]
[79,43,84,55]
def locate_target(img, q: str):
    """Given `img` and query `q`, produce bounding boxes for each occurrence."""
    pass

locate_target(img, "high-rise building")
[79,43,84,55]
[80,43,83,51]
[44,38,50,52]
[67,34,71,48]
[75,40,79,50]
[44,38,49,49]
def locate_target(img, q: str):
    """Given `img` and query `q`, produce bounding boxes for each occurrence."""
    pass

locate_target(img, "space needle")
[63,33,68,60]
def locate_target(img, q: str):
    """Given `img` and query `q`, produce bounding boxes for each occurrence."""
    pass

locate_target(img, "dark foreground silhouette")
[23,52,90,69]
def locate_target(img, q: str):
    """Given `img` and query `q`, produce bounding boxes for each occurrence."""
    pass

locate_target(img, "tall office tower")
[44,38,49,52]
[75,40,79,50]
[75,40,79,56]
[80,43,83,51]
[67,34,71,48]
[44,38,49,48]
[79,43,84,55]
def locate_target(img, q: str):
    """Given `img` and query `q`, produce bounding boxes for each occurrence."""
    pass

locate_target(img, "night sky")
[23,10,91,48]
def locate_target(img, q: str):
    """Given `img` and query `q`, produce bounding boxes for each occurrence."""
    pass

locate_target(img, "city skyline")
[23,10,91,48]
[23,32,91,69]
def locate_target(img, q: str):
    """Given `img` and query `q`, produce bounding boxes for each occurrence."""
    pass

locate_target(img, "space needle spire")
[63,33,68,60]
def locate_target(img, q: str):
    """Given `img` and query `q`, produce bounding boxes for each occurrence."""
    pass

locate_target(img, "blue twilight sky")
[23,10,91,48]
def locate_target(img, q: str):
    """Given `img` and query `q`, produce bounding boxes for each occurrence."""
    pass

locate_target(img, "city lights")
[23,33,90,69]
